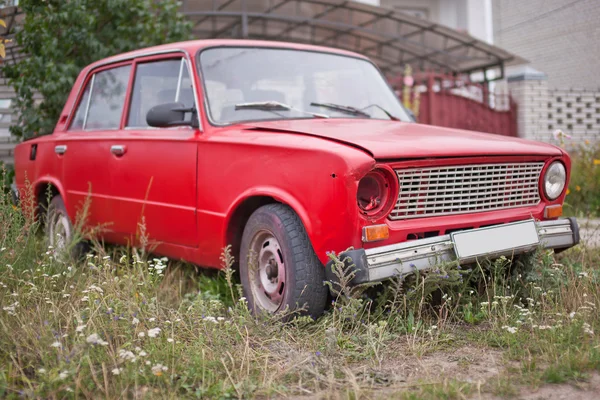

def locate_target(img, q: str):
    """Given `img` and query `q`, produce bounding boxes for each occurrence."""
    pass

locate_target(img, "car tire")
[239,204,328,319]
[46,195,84,260]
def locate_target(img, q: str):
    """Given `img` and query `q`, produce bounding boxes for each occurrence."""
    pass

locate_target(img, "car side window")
[127,58,195,128]
[69,65,131,131]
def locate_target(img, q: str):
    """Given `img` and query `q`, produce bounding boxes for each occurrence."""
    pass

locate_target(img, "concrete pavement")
[579,219,600,248]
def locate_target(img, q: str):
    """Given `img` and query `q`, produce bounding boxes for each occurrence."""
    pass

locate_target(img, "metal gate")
[389,72,518,137]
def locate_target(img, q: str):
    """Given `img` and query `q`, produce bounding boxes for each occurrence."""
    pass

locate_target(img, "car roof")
[88,39,369,70]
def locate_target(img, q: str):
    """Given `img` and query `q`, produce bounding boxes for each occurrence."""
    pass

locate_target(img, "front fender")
[226,186,314,238]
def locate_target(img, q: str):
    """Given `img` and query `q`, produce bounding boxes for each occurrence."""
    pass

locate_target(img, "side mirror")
[146,102,197,128]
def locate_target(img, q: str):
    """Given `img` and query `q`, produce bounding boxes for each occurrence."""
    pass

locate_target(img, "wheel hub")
[49,211,71,257]
[249,230,286,312]
[266,259,278,280]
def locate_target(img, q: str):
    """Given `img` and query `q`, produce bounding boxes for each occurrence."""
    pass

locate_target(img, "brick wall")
[506,76,548,141]
[507,73,600,143]
[547,88,600,143]
[493,0,600,90]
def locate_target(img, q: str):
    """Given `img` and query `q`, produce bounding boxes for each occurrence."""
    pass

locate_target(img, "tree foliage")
[4,0,192,139]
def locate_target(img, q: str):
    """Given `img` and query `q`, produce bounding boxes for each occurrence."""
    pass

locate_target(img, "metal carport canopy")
[182,0,525,76]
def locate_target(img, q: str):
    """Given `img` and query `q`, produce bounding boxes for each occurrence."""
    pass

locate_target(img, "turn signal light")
[544,204,563,219]
[362,224,389,243]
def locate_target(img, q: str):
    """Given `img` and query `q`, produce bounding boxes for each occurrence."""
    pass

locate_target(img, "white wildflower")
[88,284,103,294]
[148,317,156,322]
[502,326,518,334]
[138,350,147,357]
[569,311,576,319]
[3,302,18,315]
[111,368,122,376]
[583,323,594,336]
[59,371,68,380]
[147,327,161,338]
[51,341,62,348]
[138,332,145,338]
[118,349,137,362]
[86,333,108,346]
[167,338,174,343]
[76,324,86,333]
[38,368,46,374]
[132,317,140,325]
[151,364,168,376]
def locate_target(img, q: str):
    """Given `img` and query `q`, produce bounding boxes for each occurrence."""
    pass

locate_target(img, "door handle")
[110,145,127,156]
[54,145,67,155]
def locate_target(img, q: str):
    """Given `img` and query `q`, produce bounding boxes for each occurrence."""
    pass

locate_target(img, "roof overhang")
[182,0,525,76]
[0,1,526,78]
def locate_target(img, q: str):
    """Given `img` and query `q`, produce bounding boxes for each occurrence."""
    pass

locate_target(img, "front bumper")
[326,218,580,284]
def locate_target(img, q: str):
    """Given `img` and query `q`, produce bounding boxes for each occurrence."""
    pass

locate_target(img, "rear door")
[107,54,198,248]
[60,63,132,239]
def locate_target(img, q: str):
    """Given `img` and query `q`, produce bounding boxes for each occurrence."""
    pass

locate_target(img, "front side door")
[60,63,132,240]
[107,55,198,248]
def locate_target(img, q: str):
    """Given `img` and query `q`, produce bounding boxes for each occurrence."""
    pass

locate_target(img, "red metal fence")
[388,72,518,137]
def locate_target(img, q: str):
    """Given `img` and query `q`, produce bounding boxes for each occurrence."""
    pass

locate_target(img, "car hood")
[243,119,562,159]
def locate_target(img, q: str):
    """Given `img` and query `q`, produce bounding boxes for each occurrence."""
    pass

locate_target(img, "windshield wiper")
[310,102,370,118]
[311,102,400,121]
[361,104,401,121]
[235,101,328,119]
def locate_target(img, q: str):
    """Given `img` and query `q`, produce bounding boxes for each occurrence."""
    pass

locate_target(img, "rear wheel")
[239,204,328,319]
[46,195,83,260]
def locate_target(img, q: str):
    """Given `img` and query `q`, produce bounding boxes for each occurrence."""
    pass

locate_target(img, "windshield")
[198,47,412,124]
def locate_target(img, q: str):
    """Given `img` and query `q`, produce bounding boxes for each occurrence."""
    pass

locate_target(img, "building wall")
[493,0,600,90]
[383,0,493,43]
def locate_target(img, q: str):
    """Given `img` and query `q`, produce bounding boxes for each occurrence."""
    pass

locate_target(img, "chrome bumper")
[327,218,579,284]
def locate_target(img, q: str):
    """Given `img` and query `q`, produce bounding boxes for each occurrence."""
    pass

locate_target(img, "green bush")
[3,0,192,140]
[564,141,600,217]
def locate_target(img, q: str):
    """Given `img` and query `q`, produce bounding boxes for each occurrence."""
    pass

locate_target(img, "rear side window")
[127,58,195,128]
[69,65,131,131]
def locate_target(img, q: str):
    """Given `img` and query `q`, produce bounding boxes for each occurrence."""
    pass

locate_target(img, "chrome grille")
[389,162,544,220]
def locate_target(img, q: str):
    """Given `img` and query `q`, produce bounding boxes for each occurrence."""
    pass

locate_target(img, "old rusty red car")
[13,40,579,317]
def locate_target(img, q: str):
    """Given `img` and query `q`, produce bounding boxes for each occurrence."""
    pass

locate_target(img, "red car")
[13,40,579,317]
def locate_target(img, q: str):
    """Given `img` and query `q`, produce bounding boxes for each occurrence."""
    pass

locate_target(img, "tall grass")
[0,184,598,398]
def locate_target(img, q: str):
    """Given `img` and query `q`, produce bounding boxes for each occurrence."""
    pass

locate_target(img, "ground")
[580,219,600,248]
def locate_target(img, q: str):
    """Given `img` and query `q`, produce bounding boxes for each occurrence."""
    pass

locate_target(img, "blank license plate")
[452,220,540,261]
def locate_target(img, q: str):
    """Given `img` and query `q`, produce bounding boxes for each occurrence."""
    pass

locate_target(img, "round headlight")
[543,161,566,200]
[357,168,396,217]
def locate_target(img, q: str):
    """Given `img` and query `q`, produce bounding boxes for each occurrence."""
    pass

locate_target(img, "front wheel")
[239,204,328,319]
